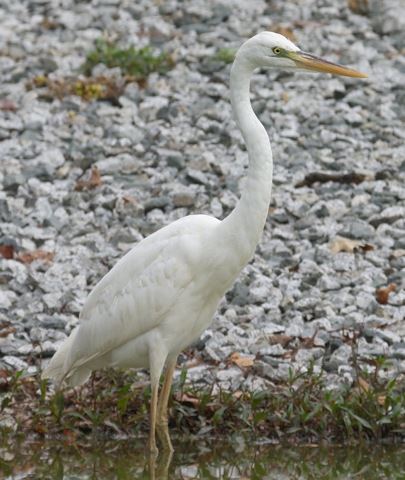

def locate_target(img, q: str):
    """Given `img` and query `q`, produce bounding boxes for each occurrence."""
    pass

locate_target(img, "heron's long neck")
[219,57,273,266]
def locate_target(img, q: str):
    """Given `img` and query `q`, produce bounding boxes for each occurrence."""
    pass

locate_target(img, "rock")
[109,125,143,144]
[210,198,223,217]
[256,360,292,382]
[339,220,375,240]
[139,96,168,122]
[229,282,250,306]
[39,315,67,330]
[146,18,173,45]
[262,323,285,335]
[243,374,270,391]
[186,169,209,185]
[295,348,324,364]
[295,296,319,311]
[216,367,244,390]
[285,324,304,337]
[364,328,401,345]
[157,148,185,169]
[369,206,405,227]
[333,253,356,272]
[356,292,378,314]
[392,349,405,360]
[172,192,195,208]
[318,274,340,291]
[0,413,18,432]
[143,196,170,213]
[258,344,285,357]
[96,155,141,175]
[3,173,25,191]
[0,290,17,309]
[324,344,352,372]
[2,355,28,370]
[344,110,363,125]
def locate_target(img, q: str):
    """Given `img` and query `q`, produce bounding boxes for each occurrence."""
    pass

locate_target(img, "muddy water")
[1,438,404,479]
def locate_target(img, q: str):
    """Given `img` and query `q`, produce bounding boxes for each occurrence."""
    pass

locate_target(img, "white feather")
[43,214,226,385]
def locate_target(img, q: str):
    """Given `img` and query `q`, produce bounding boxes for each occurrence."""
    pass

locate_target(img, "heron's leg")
[149,347,167,457]
[157,357,177,452]
[149,380,159,457]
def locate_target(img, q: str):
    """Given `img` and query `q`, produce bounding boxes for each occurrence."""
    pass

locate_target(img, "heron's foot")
[157,419,174,453]
[148,444,173,480]
[148,437,159,458]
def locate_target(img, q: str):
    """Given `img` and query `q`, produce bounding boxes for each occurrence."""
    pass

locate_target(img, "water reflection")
[1,437,404,479]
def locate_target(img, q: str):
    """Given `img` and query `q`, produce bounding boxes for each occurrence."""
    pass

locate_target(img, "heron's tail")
[42,327,91,387]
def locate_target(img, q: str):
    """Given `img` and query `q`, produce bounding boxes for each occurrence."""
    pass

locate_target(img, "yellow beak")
[288,51,367,78]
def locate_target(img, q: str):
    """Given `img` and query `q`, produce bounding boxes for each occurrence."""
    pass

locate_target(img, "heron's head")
[237,31,367,78]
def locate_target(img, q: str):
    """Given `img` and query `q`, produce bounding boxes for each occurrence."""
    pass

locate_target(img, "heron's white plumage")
[44,214,231,385]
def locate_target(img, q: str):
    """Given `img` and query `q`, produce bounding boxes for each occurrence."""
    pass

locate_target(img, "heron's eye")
[273,47,281,55]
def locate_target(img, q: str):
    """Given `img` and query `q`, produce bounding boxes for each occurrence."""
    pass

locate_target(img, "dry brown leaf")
[233,390,243,399]
[229,352,254,368]
[377,395,386,406]
[33,422,48,435]
[0,369,10,391]
[359,243,374,252]
[296,172,367,188]
[376,283,396,305]
[18,250,54,264]
[62,429,78,444]
[347,0,369,15]
[0,326,16,338]
[175,392,200,407]
[301,337,318,349]
[358,377,370,393]
[75,166,102,191]
[0,244,15,259]
[269,334,293,348]
[330,236,362,254]
[0,99,17,112]
[391,249,405,258]
[122,194,138,205]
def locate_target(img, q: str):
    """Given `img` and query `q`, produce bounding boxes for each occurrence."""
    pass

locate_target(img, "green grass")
[82,39,174,79]
[212,48,236,64]
[1,358,403,443]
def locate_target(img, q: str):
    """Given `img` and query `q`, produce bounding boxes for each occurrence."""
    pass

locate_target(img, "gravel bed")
[0,0,404,394]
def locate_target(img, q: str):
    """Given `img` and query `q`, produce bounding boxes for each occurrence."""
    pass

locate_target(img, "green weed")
[27,75,127,103]
[82,39,174,80]
[0,358,403,442]
[213,48,236,64]
[27,39,173,103]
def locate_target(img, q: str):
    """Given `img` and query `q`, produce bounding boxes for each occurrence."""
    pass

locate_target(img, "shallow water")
[1,438,404,479]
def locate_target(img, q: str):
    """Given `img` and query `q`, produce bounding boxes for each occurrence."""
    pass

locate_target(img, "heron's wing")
[64,215,219,374]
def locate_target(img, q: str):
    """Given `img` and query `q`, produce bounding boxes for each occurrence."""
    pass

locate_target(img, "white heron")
[43,32,366,455]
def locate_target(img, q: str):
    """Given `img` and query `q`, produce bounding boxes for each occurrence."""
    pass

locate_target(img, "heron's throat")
[219,55,274,266]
